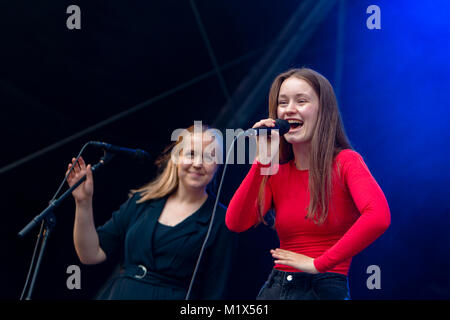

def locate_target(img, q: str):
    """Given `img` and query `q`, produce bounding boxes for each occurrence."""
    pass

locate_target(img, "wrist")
[75,199,92,209]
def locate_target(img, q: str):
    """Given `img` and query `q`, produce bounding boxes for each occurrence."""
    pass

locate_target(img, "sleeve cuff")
[313,256,327,273]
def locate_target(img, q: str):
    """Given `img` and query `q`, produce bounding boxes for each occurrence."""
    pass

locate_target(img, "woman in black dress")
[66,124,236,299]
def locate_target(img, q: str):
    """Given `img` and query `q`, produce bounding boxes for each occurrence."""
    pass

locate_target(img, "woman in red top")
[226,68,391,300]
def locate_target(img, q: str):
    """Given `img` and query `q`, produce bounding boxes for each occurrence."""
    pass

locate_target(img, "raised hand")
[66,156,94,205]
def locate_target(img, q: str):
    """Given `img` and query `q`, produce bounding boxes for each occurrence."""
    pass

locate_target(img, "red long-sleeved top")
[226,149,390,275]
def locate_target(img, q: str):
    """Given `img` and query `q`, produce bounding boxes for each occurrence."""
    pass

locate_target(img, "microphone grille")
[275,119,290,135]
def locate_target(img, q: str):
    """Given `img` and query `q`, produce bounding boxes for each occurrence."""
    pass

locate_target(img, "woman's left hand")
[271,248,319,274]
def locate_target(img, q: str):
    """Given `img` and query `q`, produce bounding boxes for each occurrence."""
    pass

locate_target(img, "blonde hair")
[130,124,220,203]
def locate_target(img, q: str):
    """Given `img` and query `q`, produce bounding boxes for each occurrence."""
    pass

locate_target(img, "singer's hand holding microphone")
[250,118,290,163]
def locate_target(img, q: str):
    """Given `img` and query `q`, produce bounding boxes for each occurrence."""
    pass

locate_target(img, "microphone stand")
[18,151,115,300]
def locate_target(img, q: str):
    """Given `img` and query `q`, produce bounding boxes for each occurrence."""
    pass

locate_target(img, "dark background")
[1,0,449,300]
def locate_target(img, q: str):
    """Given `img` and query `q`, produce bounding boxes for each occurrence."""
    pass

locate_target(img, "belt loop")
[268,269,278,286]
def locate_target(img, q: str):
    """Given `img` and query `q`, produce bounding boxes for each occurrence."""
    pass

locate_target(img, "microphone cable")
[184,131,246,300]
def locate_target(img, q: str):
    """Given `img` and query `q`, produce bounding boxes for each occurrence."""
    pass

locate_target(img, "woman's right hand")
[251,118,276,130]
[66,156,94,205]
[251,118,279,164]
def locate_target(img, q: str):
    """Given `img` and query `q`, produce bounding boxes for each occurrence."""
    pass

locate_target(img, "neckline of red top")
[289,159,309,173]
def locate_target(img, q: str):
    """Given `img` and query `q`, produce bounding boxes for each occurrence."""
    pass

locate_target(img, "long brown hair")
[258,68,352,225]
[131,124,219,203]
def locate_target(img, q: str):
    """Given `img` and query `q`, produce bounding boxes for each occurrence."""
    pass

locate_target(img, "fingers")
[78,156,86,169]
[252,118,276,129]
[66,157,90,178]
[273,260,293,267]
[65,164,71,178]
[271,249,317,273]
[70,158,79,173]
[85,164,93,182]
[271,249,295,267]
[271,249,297,261]
[271,248,288,255]
[271,249,287,260]
[271,249,309,262]
[72,157,87,171]
[73,156,86,170]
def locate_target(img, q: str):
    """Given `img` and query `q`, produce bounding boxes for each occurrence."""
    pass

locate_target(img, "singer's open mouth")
[288,122,303,131]
[287,119,303,131]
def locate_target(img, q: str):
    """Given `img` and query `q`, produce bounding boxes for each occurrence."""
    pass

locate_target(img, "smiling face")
[177,132,218,192]
[276,76,320,146]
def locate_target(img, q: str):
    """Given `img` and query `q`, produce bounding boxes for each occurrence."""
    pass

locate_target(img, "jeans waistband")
[268,268,347,286]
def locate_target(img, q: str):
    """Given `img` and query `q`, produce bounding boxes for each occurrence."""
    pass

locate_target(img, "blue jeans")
[256,269,350,300]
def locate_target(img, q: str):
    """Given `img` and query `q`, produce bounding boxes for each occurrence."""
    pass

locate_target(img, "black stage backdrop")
[1,0,449,302]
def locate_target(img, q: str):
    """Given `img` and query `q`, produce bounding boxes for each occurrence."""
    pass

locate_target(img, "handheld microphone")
[244,119,290,137]
[89,141,151,161]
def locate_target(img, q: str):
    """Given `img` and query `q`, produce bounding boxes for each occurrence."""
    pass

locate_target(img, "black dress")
[95,192,238,300]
